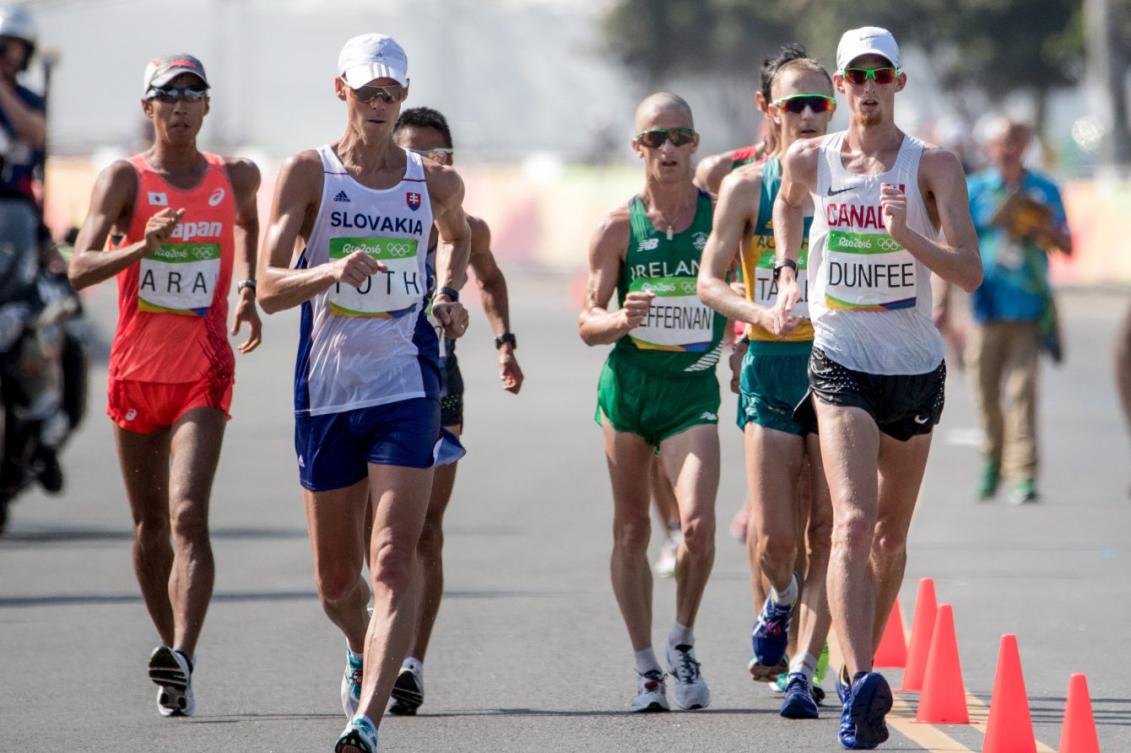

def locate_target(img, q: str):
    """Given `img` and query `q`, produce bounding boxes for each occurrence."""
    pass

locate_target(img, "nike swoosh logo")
[913,415,930,425]
[826,184,864,196]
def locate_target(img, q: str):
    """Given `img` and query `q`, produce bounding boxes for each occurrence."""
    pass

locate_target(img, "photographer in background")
[961,117,1072,505]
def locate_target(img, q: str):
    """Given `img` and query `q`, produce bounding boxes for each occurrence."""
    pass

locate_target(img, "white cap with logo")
[836,26,901,72]
[338,33,408,88]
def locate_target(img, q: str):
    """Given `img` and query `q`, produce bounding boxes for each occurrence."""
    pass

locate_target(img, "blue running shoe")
[750,595,793,680]
[838,672,892,750]
[780,673,819,719]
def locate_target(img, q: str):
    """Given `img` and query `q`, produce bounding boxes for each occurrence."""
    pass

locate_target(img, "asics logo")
[208,188,225,207]
[125,408,138,421]
[147,191,168,206]
[826,184,863,196]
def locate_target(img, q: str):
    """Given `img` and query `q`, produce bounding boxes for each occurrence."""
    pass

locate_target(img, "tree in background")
[603,0,1099,156]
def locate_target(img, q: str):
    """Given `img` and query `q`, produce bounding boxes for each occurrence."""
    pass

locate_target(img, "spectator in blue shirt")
[965,117,1072,504]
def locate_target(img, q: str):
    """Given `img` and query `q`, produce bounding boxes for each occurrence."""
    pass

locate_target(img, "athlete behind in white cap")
[256,34,471,753]
[770,26,982,749]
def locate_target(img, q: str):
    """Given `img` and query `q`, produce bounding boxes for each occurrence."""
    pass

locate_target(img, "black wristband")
[495,332,517,350]
[772,258,798,282]
[437,286,460,303]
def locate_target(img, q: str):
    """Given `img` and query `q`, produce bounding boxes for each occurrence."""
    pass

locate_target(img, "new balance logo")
[699,412,718,421]
[334,190,351,203]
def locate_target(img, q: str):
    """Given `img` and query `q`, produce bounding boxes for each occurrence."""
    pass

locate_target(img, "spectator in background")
[963,117,1072,504]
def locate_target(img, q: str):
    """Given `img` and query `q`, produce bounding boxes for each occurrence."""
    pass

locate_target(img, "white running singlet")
[807,131,946,375]
[294,145,438,415]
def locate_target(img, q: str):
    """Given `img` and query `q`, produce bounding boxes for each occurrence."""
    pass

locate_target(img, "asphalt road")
[2,275,1129,752]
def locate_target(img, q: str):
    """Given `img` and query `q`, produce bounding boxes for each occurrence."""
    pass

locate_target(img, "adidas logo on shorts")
[334,190,351,203]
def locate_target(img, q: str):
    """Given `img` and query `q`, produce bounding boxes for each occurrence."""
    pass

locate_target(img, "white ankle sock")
[634,647,661,675]
[668,622,694,647]
[789,652,818,682]
[771,574,799,607]
[402,656,423,674]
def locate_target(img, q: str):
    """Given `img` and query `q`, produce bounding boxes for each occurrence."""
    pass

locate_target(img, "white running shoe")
[653,531,681,578]
[666,643,710,710]
[341,650,364,719]
[335,714,379,753]
[387,666,424,715]
[631,669,670,712]
[148,645,194,717]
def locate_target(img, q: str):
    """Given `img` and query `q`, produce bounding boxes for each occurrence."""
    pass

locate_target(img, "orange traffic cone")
[1059,674,1100,753]
[901,577,937,691]
[874,597,908,668]
[983,634,1036,753]
[915,604,969,724]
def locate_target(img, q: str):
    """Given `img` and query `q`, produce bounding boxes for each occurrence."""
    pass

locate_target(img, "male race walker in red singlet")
[771,27,982,748]
[70,54,262,717]
[256,34,471,753]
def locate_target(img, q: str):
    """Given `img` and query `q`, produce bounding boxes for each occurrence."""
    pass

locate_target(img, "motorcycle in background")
[0,201,88,533]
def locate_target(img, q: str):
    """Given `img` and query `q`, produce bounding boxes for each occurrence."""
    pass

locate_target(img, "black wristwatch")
[495,332,517,350]
[772,259,798,282]
[436,286,460,303]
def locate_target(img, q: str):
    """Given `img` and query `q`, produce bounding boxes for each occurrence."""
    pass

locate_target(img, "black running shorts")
[793,347,945,441]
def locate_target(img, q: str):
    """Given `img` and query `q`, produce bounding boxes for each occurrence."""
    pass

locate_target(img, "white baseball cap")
[836,26,901,72]
[338,33,408,88]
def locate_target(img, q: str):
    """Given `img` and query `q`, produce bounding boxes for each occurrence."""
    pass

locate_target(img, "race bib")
[329,236,423,318]
[751,247,809,318]
[824,230,917,311]
[138,243,220,316]
[629,276,715,352]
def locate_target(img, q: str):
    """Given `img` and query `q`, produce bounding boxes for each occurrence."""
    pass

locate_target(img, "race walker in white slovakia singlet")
[294,146,438,415]
[806,132,946,376]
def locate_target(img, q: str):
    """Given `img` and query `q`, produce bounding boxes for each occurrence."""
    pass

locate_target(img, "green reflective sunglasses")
[636,127,696,148]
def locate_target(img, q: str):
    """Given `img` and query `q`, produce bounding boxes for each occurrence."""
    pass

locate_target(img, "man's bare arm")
[697,168,769,329]
[579,209,652,346]
[256,152,383,314]
[69,161,180,290]
[226,158,262,352]
[467,217,511,337]
[427,163,471,294]
[889,148,982,293]
[468,217,524,394]
[694,152,733,194]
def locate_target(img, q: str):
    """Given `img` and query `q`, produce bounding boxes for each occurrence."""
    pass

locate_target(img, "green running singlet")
[612,189,726,377]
